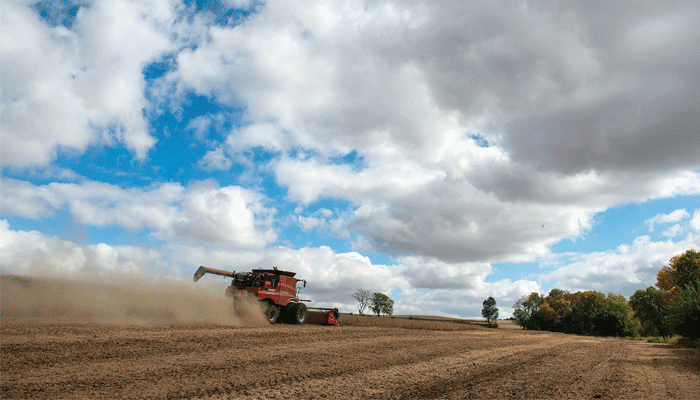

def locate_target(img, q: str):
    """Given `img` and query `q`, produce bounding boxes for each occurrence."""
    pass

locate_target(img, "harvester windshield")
[232,271,268,288]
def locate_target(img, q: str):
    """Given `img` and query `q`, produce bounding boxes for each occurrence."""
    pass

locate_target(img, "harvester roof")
[252,268,296,277]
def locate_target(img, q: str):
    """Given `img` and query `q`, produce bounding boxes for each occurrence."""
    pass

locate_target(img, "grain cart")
[193,266,339,325]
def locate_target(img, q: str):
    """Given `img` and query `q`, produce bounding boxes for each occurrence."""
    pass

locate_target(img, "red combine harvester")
[193,266,339,325]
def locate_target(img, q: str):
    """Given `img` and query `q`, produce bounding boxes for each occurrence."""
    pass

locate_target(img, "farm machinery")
[193,266,339,325]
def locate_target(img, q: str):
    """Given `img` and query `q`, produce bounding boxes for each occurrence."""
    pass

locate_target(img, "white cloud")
[662,224,685,238]
[297,215,326,231]
[0,178,276,249]
[645,209,690,232]
[0,178,63,219]
[398,256,491,290]
[542,233,700,296]
[158,0,700,266]
[169,1,700,174]
[226,123,286,153]
[691,210,700,234]
[198,147,233,171]
[0,220,167,277]
[186,113,226,144]
[1,0,183,167]
[169,181,277,248]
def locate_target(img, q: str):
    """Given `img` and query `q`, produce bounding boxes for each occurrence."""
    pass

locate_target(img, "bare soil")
[2,320,699,399]
[2,275,699,399]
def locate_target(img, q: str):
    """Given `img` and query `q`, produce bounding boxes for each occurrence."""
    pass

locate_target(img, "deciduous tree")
[482,296,499,324]
[370,292,394,316]
[656,249,700,290]
[630,286,669,337]
[654,249,700,340]
[512,292,543,329]
[352,289,372,315]
[669,280,700,340]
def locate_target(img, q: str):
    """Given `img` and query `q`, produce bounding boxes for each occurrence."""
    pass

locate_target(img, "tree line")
[513,249,700,340]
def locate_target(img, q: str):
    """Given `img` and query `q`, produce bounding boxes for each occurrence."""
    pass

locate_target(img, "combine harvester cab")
[193,266,339,325]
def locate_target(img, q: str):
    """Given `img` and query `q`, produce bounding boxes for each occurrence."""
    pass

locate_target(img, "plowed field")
[2,320,699,399]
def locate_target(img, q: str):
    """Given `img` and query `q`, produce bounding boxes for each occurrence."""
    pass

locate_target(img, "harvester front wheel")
[266,302,280,324]
[286,302,307,324]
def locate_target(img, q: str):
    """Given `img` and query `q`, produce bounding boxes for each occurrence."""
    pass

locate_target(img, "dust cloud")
[0,274,268,326]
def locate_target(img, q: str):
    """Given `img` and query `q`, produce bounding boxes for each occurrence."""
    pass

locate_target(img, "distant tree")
[594,292,636,337]
[669,280,700,340]
[656,249,700,291]
[654,249,700,340]
[481,296,499,324]
[547,288,567,299]
[352,289,372,315]
[512,292,544,329]
[514,290,635,337]
[370,292,394,316]
[630,286,670,337]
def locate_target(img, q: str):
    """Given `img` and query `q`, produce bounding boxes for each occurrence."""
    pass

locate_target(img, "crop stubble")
[2,320,699,399]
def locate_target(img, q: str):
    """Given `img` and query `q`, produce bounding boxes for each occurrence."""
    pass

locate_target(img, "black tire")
[266,302,280,324]
[285,302,307,324]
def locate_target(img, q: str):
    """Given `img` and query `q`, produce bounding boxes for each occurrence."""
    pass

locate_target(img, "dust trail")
[0,275,268,326]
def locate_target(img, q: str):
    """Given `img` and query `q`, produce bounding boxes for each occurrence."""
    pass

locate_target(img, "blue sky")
[2,0,699,318]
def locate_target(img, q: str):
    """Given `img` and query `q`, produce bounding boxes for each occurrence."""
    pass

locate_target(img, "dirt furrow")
[2,322,699,400]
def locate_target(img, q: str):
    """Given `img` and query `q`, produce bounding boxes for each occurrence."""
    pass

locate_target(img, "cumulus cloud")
[297,215,326,232]
[1,0,182,167]
[0,220,168,277]
[645,209,690,232]
[662,224,685,238]
[542,230,700,296]
[398,256,491,290]
[170,181,276,247]
[197,147,233,171]
[691,210,700,234]
[168,1,700,171]
[0,178,276,249]
[159,0,700,265]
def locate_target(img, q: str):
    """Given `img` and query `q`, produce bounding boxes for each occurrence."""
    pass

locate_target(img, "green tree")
[573,291,607,335]
[512,292,544,329]
[547,288,567,299]
[370,292,394,316]
[594,292,636,337]
[654,249,700,340]
[481,296,499,324]
[630,286,670,337]
[668,280,700,340]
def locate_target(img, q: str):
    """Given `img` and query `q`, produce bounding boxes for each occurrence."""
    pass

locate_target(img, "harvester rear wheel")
[266,302,280,324]
[286,302,307,324]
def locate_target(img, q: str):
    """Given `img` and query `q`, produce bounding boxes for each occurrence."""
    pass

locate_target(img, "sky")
[1,0,699,318]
